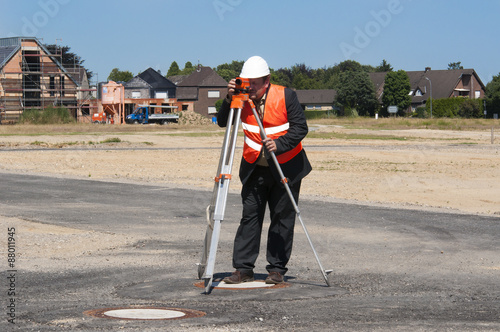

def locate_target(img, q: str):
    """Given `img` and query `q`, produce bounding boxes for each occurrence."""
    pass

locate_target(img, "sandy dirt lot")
[1,124,499,216]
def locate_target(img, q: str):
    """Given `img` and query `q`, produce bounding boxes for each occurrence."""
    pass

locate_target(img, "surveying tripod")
[197,79,332,294]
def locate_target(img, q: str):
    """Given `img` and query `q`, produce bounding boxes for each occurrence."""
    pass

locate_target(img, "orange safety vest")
[241,84,303,164]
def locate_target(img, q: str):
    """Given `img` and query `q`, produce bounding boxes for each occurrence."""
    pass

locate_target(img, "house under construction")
[0,36,93,123]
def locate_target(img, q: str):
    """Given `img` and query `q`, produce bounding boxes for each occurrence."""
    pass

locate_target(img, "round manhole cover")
[84,307,206,321]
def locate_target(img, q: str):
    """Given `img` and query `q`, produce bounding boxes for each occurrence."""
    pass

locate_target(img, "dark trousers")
[232,165,301,275]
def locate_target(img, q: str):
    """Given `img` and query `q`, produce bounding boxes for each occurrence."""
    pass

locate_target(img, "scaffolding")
[0,38,95,123]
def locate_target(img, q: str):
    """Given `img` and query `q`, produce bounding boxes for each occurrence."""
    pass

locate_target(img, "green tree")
[335,70,378,116]
[381,70,411,116]
[166,61,180,77]
[448,62,463,70]
[290,63,319,89]
[376,59,393,72]
[337,60,364,73]
[485,73,500,116]
[181,61,196,75]
[216,60,244,82]
[107,68,134,82]
[324,66,341,89]
[270,68,292,87]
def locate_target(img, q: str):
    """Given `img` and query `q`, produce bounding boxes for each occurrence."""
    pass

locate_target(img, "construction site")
[0,37,96,123]
[0,37,225,125]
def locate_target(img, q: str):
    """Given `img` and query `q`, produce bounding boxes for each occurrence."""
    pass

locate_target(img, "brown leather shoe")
[265,271,284,284]
[223,270,254,284]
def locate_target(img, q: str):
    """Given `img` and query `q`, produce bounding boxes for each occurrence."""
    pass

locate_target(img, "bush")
[343,106,359,118]
[415,107,428,118]
[19,107,75,124]
[458,99,482,118]
[215,99,224,113]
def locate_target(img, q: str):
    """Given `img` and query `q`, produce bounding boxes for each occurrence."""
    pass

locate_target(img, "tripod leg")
[249,106,332,286]
[198,108,235,279]
[198,108,241,293]
[203,218,221,293]
[197,219,212,279]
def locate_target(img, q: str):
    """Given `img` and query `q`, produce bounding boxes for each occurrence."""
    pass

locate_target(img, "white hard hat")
[240,56,270,79]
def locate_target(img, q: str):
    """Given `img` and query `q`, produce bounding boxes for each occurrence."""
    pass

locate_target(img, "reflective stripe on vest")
[241,122,290,135]
[241,84,303,164]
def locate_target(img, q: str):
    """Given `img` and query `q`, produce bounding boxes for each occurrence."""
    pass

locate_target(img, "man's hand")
[262,137,277,153]
[227,79,236,99]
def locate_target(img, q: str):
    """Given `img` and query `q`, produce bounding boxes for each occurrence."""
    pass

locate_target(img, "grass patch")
[100,137,121,143]
[308,117,499,131]
[27,137,125,148]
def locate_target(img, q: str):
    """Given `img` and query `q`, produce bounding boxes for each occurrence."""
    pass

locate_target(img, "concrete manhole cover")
[194,279,291,290]
[84,307,206,320]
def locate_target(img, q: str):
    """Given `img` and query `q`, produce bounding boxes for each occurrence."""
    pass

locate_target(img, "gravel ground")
[1,125,499,216]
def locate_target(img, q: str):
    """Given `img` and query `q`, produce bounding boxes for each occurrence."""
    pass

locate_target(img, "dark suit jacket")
[217,85,312,185]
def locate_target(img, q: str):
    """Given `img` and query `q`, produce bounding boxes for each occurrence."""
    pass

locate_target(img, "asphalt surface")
[1,172,499,331]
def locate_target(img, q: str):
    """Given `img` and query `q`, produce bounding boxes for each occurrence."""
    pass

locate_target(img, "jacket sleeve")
[274,88,308,155]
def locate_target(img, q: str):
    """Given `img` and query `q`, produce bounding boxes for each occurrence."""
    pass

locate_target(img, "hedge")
[426,97,483,118]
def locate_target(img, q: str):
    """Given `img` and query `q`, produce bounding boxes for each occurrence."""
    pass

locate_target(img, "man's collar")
[254,84,271,105]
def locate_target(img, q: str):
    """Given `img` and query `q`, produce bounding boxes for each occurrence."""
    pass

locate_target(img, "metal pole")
[425,77,432,118]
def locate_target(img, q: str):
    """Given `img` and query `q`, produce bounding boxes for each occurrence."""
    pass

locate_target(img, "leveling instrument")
[197,78,332,294]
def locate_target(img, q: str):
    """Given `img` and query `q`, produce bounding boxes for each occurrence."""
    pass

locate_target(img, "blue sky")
[1,0,499,85]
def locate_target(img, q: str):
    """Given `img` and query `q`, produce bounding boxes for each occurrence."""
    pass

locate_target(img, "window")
[475,90,481,99]
[208,90,220,98]
[132,91,141,99]
[415,89,422,96]
[155,92,168,99]
[208,106,217,114]
[81,105,90,116]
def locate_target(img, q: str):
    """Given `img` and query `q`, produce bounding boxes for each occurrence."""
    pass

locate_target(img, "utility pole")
[425,77,432,118]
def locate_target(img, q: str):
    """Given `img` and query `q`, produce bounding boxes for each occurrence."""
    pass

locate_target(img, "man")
[217,56,312,284]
